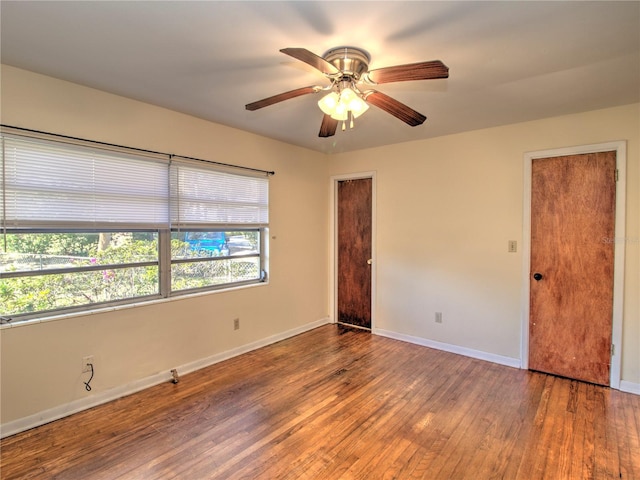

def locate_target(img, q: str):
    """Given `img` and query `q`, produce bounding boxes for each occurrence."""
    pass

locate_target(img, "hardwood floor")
[1,324,639,479]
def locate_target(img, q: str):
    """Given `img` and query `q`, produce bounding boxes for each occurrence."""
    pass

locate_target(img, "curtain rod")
[0,124,275,176]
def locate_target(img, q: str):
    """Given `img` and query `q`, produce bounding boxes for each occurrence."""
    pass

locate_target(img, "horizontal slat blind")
[170,162,269,228]
[1,135,169,228]
[1,134,270,231]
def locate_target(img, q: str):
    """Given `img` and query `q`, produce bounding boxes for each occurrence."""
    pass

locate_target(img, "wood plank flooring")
[1,324,639,479]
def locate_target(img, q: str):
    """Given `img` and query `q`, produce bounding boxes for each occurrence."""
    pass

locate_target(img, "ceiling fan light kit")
[318,83,368,123]
[245,46,448,138]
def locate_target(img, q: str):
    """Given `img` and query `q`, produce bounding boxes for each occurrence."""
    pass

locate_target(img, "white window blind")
[1,135,169,229]
[170,162,269,228]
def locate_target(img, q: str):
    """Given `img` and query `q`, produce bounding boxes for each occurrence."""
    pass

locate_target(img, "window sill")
[0,280,269,330]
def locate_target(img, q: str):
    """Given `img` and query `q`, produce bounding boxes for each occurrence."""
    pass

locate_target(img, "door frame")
[520,141,626,389]
[329,171,377,330]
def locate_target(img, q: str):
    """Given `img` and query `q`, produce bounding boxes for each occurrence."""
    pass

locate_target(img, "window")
[171,229,262,292]
[168,161,268,293]
[1,133,269,322]
[1,231,160,317]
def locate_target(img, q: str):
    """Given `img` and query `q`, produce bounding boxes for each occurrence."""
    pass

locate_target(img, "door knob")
[533,273,543,281]
[367,259,372,265]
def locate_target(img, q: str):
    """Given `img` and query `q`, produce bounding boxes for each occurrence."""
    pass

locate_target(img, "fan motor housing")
[323,46,371,79]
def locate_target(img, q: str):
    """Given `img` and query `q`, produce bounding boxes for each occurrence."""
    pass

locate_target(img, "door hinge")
[615,169,619,182]
[611,344,615,356]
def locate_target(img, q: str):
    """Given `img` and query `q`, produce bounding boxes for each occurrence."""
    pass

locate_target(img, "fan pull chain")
[339,111,356,132]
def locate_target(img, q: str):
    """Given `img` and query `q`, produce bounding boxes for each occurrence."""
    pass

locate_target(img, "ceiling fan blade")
[364,91,426,126]
[319,114,338,137]
[280,48,341,76]
[245,86,320,111]
[365,60,448,84]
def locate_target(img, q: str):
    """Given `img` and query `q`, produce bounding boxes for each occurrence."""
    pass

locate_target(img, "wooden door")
[529,151,616,386]
[337,178,372,329]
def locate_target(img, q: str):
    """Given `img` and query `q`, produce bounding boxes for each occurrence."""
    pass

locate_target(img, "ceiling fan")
[245,47,449,138]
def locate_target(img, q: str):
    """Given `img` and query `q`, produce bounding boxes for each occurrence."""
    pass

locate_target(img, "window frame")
[1,131,270,324]
[1,228,164,320]
[169,227,265,295]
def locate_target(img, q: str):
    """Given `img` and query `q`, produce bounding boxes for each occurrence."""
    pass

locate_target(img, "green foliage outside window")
[1,233,160,317]
[1,231,260,319]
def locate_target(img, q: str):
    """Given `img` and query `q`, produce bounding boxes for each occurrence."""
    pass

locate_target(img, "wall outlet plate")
[82,355,94,373]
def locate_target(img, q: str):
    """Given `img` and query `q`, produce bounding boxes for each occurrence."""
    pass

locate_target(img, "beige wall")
[327,103,639,385]
[0,66,330,424]
[1,65,638,429]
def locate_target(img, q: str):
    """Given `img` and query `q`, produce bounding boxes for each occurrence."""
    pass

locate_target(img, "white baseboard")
[373,328,521,369]
[620,380,640,395]
[4,318,634,439]
[1,317,331,439]
[374,328,639,396]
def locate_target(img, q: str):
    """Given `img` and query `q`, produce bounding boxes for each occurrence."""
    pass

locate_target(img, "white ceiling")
[1,1,639,154]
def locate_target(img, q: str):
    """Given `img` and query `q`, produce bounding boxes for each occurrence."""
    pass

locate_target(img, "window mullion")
[159,229,171,298]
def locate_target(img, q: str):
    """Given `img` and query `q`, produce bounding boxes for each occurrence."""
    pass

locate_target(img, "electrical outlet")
[233,318,240,330]
[435,312,443,324]
[82,355,94,373]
